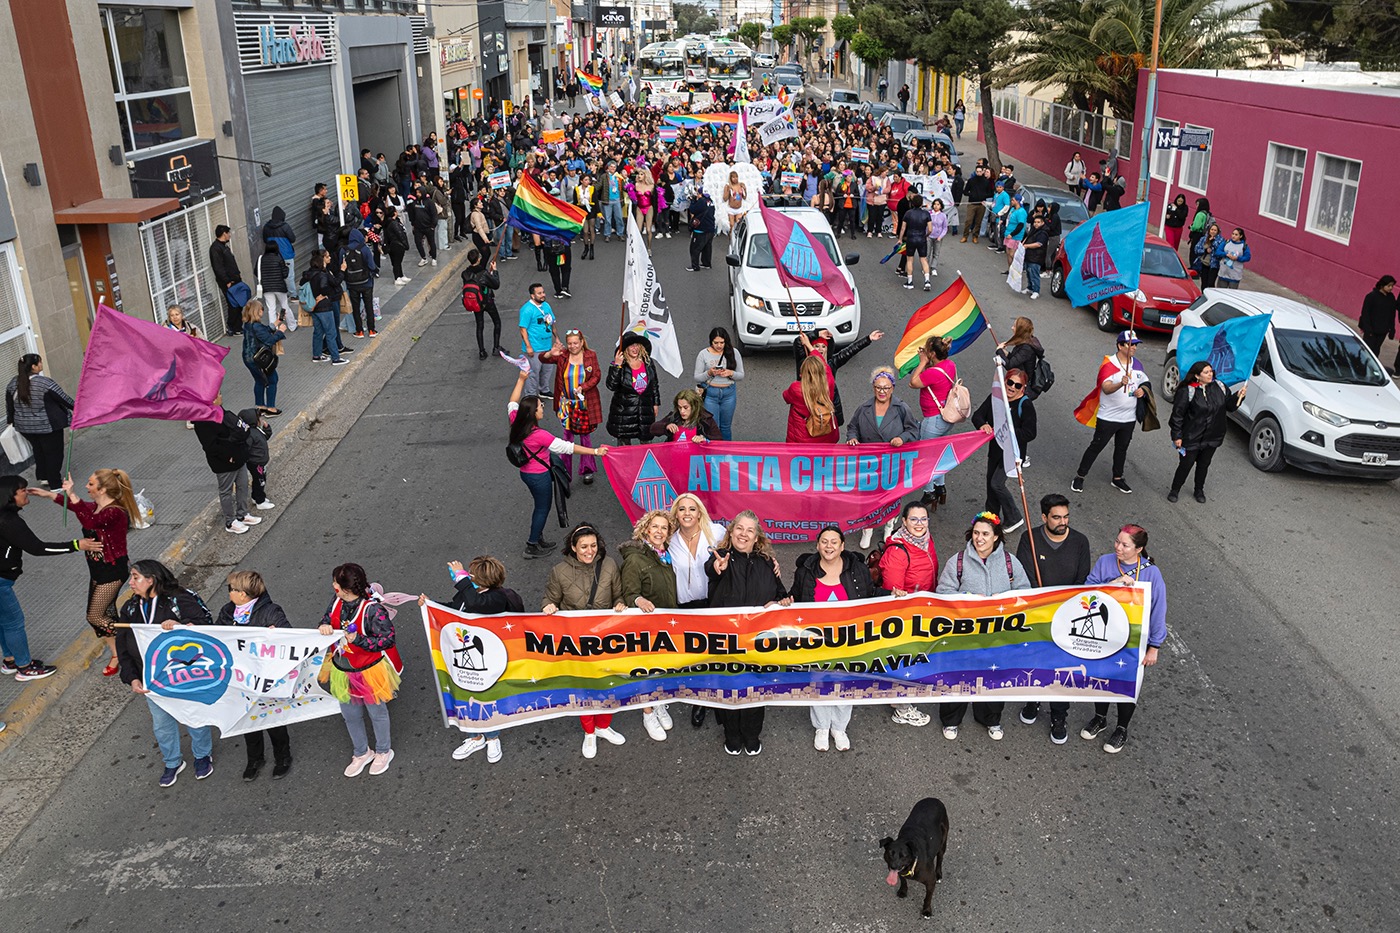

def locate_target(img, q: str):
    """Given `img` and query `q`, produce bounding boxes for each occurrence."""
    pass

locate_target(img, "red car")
[1049,233,1201,334]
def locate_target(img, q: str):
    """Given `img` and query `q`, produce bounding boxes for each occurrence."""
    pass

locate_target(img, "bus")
[638,41,686,94]
[678,35,710,86]
[705,40,754,90]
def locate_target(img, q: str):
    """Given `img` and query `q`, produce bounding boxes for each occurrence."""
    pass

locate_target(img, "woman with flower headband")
[538,329,603,483]
[1079,524,1166,754]
[935,511,1032,743]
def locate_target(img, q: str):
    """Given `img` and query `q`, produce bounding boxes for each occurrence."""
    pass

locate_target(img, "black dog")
[880,797,949,919]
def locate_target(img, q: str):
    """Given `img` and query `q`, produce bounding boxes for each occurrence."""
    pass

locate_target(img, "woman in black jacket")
[1359,275,1398,370]
[383,207,411,285]
[117,559,216,786]
[971,368,1037,533]
[791,526,873,752]
[705,510,792,756]
[215,570,293,781]
[606,333,661,444]
[1168,360,1246,503]
[465,249,503,359]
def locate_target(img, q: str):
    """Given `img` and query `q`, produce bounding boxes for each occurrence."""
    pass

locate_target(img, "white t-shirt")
[1097,357,1147,423]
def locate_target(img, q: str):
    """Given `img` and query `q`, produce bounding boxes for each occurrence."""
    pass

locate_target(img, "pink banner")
[602,436,991,543]
[72,305,228,430]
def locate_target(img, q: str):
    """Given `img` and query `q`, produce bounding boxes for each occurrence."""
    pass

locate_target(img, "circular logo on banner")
[1049,592,1131,660]
[142,630,233,706]
[440,623,508,692]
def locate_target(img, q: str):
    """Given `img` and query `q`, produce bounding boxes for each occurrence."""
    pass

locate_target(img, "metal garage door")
[246,68,342,259]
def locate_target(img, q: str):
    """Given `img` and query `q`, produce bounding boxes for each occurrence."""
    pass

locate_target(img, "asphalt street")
[0,221,1395,933]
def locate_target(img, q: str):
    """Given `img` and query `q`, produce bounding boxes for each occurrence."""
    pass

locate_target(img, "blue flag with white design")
[756,201,855,308]
[1176,313,1272,388]
[1062,202,1151,308]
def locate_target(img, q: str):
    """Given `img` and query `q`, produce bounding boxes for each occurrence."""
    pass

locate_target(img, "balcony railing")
[989,89,1133,159]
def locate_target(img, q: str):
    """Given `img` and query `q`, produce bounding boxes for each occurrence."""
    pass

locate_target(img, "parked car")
[754,53,777,68]
[900,130,961,167]
[774,63,806,81]
[1049,232,1200,333]
[830,89,862,111]
[1162,289,1400,478]
[1017,184,1090,231]
[859,101,897,122]
[775,73,805,101]
[725,203,862,350]
[878,112,924,135]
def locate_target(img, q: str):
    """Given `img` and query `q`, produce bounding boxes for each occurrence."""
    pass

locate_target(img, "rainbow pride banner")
[663,112,739,128]
[602,437,991,543]
[423,586,1149,732]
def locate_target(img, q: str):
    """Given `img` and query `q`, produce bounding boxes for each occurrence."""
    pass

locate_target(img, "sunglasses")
[564,329,582,337]
[1005,380,1025,389]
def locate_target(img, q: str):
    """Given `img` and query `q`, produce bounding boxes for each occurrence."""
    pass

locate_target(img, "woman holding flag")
[1167,361,1246,503]
[909,336,961,509]
[972,368,1037,534]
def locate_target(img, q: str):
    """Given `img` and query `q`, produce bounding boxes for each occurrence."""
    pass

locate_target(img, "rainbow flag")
[778,86,790,107]
[663,112,739,128]
[879,241,907,265]
[507,171,586,242]
[575,68,603,95]
[893,276,989,377]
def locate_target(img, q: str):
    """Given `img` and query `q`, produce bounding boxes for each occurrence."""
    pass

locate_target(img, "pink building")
[982,68,1400,319]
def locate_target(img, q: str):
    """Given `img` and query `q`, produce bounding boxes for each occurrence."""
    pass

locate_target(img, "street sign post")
[1153,126,1213,151]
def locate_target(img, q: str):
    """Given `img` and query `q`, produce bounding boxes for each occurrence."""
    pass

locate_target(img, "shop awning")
[53,197,180,225]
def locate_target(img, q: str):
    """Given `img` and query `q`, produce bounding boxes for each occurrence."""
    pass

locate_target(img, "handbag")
[252,340,278,376]
[0,424,32,463]
[297,280,314,308]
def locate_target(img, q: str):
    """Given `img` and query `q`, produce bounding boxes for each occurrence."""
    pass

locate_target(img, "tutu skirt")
[320,654,401,704]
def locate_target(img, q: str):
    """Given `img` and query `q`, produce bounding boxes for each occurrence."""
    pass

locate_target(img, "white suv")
[1162,289,1400,479]
[725,203,862,349]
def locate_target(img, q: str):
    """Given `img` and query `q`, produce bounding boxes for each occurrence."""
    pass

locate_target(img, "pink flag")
[71,305,228,430]
[757,202,856,309]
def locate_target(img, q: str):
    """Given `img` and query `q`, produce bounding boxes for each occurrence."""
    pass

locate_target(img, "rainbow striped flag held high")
[663,112,739,128]
[893,276,989,377]
[575,68,604,95]
[507,171,586,242]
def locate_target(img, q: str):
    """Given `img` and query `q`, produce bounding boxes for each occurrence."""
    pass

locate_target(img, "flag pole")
[1013,463,1041,587]
[61,428,75,527]
[994,358,1041,586]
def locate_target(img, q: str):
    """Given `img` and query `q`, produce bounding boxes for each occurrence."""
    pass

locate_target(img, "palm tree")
[996,0,1268,122]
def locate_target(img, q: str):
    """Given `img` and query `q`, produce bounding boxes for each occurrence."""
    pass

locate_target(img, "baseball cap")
[1117,330,1141,345]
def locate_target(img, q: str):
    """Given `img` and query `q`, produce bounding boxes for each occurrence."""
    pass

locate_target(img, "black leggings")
[1171,445,1217,493]
[547,255,571,293]
[1094,701,1135,728]
[722,707,765,751]
[388,248,406,280]
[474,306,503,352]
[866,204,886,234]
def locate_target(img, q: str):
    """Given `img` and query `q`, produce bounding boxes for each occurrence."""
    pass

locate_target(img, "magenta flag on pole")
[71,305,228,430]
[757,202,856,309]
[602,436,991,543]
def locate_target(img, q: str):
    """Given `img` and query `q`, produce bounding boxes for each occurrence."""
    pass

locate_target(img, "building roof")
[1161,68,1400,99]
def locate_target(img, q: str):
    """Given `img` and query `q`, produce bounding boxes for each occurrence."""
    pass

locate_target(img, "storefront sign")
[235,12,338,74]
[472,88,484,100]
[127,140,222,203]
[440,38,476,70]
[595,6,632,28]
[338,174,360,204]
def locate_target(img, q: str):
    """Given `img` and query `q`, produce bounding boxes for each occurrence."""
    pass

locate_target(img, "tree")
[772,24,794,58]
[997,0,1268,122]
[674,2,708,36]
[738,21,764,49]
[792,16,828,70]
[850,31,892,75]
[833,15,858,44]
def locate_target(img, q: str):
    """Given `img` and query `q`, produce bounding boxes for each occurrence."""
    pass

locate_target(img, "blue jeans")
[1025,262,1042,295]
[601,201,623,238]
[498,226,514,258]
[520,470,553,544]
[311,311,341,361]
[0,577,32,668]
[954,117,964,138]
[146,695,213,768]
[921,414,953,489]
[245,361,278,408]
[340,700,391,756]
[703,384,737,440]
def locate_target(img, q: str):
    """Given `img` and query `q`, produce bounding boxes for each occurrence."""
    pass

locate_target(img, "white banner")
[759,111,798,146]
[991,360,1022,478]
[733,106,750,164]
[133,624,344,736]
[622,213,683,376]
[744,97,785,126]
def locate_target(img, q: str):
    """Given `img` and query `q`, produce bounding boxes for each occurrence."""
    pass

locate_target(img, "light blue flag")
[1176,314,1272,388]
[1063,202,1152,308]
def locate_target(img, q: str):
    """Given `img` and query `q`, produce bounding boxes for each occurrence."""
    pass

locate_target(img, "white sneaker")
[582,733,598,759]
[417,258,429,267]
[225,519,248,535]
[452,735,486,760]
[656,703,673,730]
[988,724,1005,741]
[942,725,959,740]
[395,277,411,285]
[255,500,276,510]
[431,259,438,267]
[594,726,626,745]
[239,514,263,526]
[859,527,874,549]
[1004,519,1025,534]
[890,705,930,726]
[832,730,851,751]
[485,738,503,763]
[642,709,667,741]
[814,728,830,751]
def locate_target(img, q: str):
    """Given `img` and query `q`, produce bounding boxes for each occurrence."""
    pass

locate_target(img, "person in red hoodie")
[880,499,939,728]
[783,355,838,443]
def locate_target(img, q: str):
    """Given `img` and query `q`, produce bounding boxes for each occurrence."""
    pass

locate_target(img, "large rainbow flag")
[893,276,989,377]
[507,170,586,242]
[663,112,739,128]
[575,68,603,94]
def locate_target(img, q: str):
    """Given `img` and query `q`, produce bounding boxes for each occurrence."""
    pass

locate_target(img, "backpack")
[342,248,370,286]
[462,278,484,314]
[1030,356,1055,397]
[866,538,908,590]
[955,548,1015,588]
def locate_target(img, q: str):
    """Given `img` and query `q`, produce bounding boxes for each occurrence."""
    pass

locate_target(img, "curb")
[0,259,463,754]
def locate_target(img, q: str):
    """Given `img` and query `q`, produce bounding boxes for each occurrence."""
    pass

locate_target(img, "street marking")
[359,408,465,418]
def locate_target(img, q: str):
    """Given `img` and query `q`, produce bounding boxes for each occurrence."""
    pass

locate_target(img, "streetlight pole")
[1135,0,1164,206]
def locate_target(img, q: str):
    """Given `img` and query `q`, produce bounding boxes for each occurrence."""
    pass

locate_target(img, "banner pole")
[1014,464,1042,587]
[61,428,75,527]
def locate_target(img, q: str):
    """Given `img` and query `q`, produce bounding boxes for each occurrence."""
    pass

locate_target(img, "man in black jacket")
[193,401,263,535]
[408,193,438,266]
[209,225,244,335]
[961,166,993,244]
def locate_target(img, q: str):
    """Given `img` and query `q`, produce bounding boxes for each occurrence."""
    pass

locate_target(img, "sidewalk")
[0,253,462,723]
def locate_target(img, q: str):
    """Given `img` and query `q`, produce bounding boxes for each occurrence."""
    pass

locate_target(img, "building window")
[1306,152,1361,243]
[101,7,196,154]
[1177,124,1211,193]
[1260,143,1306,225]
[1150,118,1176,182]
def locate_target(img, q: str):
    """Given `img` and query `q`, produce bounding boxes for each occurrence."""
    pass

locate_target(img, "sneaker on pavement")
[1019,702,1040,725]
[332,358,349,366]
[239,514,263,526]
[159,762,185,787]
[987,724,1004,741]
[814,728,830,751]
[0,658,16,674]
[1112,478,1133,494]
[594,726,626,745]
[1104,726,1128,753]
[642,710,667,741]
[890,705,930,726]
[485,738,502,763]
[1050,720,1069,744]
[369,749,394,775]
[1004,519,1024,534]
[431,259,438,266]
[1071,476,1085,493]
[1194,491,1207,503]
[453,735,486,760]
[14,661,57,682]
[225,519,248,535]
[744,741,762,756]
[255,500,276,510]
[582,733,598,759]
[344,751,374,776]
[831,730,851,751]
[395,277,411,285]
[724,742,741,755]
[312,355,330,362]
[417,258,429,267]
[1080,715,1109,740]
[942,725,958,740]
[193,755,214,780]
[656,703,674,730]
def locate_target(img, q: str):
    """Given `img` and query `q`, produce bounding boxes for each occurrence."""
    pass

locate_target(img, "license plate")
[1363,452,1389,465]
[1159,314,1178,326]
[784,321,817,332]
